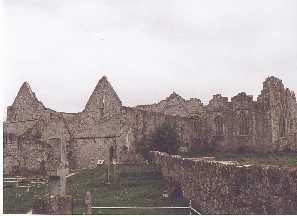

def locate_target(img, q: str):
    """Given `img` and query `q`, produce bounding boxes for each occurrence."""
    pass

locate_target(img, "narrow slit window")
[239,112,249,135]
[215,116,224,136]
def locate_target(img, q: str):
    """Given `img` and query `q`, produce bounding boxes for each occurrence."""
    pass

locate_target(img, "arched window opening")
[239,112,249,135]
[215,116,224,136]
[279,116,286,138]
[99,93,105,116]
[289,119,294,131]
[109,146,114,163]
[109,144,117,164]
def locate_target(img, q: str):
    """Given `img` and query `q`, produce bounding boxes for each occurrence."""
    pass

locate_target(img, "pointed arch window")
[239,111,249,135]
[109,146,114,162]
[99,93,105,116]
[279,115,286,138]
[215,115,224,136]
[109,144,117,164]
[290,119,294,130]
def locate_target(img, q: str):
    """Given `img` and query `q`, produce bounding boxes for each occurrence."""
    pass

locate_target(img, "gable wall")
[3,76,297,175]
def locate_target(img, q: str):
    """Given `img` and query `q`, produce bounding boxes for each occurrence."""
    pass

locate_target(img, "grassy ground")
[68,164,189,215]
[3,181,48,214]
[183,152,297,167]
[3,164,190,215]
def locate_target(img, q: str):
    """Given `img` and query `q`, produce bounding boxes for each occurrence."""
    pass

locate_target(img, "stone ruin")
[150,151,297,214]
[3,75,297,175]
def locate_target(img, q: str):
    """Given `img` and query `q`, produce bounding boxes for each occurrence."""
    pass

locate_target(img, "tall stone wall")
[258,77,297,151]
[136,76,297,153]
[150,151,297,214]
[63,107,205,170]
[135,92,205,118]
[71,137,117,169]
[3,77,205,174]
[3,112,71,175]
[206,93,267,152]
[122,107,206,152]
[3,75,297,175]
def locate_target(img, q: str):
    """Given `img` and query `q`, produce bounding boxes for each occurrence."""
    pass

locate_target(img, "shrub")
[137,122,181,159]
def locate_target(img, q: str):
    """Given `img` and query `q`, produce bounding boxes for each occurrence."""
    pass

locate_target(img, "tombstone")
[48,176,61,197]
[84,191,92,215]
[32,195,49,214]
[48,194,72,215]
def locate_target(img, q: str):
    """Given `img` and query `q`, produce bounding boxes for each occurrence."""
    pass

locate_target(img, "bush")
[137,122,181,159]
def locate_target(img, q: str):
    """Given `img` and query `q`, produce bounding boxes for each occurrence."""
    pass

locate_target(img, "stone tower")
[258,76,297,151]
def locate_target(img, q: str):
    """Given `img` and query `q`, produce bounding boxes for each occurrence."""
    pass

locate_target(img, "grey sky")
[2,0,297,115]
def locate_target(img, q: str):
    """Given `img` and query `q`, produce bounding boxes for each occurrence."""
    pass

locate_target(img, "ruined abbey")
[3,76,297,175]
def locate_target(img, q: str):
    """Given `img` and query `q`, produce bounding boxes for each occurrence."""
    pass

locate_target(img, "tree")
[137,122,181,159]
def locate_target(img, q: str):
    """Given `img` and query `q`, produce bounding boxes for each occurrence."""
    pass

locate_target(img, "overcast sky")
[2,0,297,116]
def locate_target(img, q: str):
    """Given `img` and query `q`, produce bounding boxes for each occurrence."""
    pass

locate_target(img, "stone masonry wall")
[72,137,116,169]
[123,106,206,152]
[206,93,267,153]
[135,92,205,118]
[150,151,297,214]
[136,77,297,153]
[3,75,297,175]
[3,114,71,175]
[65,107,204,170]
[258,77,297,151]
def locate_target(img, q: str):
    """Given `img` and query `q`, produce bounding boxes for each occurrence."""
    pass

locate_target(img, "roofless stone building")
[3,76,297,175]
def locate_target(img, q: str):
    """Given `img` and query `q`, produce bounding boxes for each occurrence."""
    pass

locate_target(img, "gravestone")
[84,191,92,215]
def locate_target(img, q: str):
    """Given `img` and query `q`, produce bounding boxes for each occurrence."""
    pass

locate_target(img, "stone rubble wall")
[3,114,71,175]
[84,76,122,116]
[72,137,116,169]
[3,76,297,175]
[150,151,297,215]
[123,106,206,151]
[135,92,205,118]
[136,77,297,153]
[204,76,297,153]
[63,107,205,170]
[260,77,297,151]
[206,93,267,152]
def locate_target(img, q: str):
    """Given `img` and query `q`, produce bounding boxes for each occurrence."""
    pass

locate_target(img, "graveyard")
[3,163,190,215]
[3,76,297,214]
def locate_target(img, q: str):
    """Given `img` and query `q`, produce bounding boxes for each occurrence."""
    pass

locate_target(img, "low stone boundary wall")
[149,151,297,214]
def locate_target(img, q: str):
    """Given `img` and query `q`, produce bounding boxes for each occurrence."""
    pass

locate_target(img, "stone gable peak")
[13,81,41,107]
[84,75,122,113]
[166,91,185,102]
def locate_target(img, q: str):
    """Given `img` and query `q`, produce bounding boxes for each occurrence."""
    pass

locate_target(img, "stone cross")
[48,138,69,196]
[56,162,68,196]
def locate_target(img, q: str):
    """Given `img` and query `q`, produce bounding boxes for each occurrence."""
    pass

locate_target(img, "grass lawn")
[3,181,48,214]
[3,164,190,215]
[68,164,189,215]
[183,152,297,167]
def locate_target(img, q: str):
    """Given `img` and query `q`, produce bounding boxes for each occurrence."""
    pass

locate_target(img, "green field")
[4,164,190,215]
[3,181,48,214]
[183,152,297,167]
